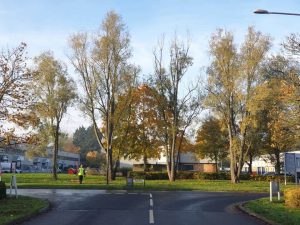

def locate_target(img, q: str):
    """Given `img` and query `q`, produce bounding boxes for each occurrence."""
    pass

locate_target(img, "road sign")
[10,175,18,199]
[270,181,280,202]
[126,177,133,187]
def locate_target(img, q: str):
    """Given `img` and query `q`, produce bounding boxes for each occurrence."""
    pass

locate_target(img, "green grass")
[244,197,300,225]
[0,196,48,225]
[0,173,296,192]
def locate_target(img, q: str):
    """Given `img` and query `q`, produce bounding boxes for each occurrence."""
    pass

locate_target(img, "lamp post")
[254,9,300,16]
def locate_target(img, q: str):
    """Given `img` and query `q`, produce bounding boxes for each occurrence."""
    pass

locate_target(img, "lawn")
[0,173,296,192]
[244,197,300,225]
[0,196,49,225]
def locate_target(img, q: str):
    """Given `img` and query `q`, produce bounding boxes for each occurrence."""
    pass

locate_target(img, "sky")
[1,0,300,135]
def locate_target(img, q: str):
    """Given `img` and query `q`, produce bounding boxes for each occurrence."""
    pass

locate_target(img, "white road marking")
[149,209,154,224]
[150,198,153,207]
[149,193,152,198]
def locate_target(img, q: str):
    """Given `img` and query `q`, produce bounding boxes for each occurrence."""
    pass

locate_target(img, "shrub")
[0,181,6,199]
[285,188,300,208]
[194,172,231,180]
[146,172,169,180]
[118,167,132,177]
[176,171,195,179]
[85,168,100,175]
[128,171,146,179]
[239,173,251,180]
[128,171,169,180]
[250,175,294,183]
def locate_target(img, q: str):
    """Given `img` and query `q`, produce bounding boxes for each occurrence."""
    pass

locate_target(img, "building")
[242,155,276,175]
[0,144,80,172]
[120,152,217,173]
[242,151,300,176]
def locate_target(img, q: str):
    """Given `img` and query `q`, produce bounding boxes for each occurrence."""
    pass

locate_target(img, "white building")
[242,151,300,175]
[0,144,80,172]
[120,152,217,172]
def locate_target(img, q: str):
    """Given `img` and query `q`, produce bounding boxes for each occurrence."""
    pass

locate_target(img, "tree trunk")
[113,153,120,179]
[274,149,281,175]
[143,155,148,172]
[215,158,218,173]
[169,132,176,182]
[228,127,238,183]
[52,125,59,180]
[248,152,253,175]
[175,149,180,173]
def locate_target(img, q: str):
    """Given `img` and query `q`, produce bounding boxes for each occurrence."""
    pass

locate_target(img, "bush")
[251,175,294,183]
[85,168,100,175]
[176,171,195,179]
[128,171,146,179]
[193,172,230,180]
[128,171,282,181]
[128,171,169,180]
[0,181,6,199]
[118,167,132,177]
[285,188,300,208]
[128,171,246,180]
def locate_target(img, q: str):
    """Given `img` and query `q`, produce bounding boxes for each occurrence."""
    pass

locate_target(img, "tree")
[73,126,101,163]
[151,35,202,181]
[206,27,271,183]
[69,11,138,183]
[252,55,300,174]
[282,33,300,135]
[194,117,228,171]
[86,150,105,168]
[0,43,37,146]
[32,52,76,180]
[114,84,162,170]
[63,137,80,153]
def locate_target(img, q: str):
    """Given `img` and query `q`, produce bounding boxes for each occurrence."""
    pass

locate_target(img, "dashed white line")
[150,198,153,207]
[149,193,154,223]
[149,209,154,224]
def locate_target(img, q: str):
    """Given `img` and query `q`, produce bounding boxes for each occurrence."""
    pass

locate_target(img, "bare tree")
[151,35,202,181]
[69,11,138,183]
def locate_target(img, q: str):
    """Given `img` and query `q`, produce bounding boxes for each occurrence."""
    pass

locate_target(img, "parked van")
[0,162,12,173]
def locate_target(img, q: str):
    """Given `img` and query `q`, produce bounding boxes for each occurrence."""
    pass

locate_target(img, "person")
[78,164,85,184]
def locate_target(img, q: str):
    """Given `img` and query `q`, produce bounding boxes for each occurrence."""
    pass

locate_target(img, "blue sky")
[1,0,300,134]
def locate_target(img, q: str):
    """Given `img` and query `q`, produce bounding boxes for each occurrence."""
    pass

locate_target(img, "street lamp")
[254,9,300,16]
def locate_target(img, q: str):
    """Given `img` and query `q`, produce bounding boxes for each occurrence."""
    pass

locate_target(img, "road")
[16,189,266,225]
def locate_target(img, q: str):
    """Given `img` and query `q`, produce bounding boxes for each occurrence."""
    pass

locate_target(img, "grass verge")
[244,197,300,225]
[0,173,296,192]
[0,196,49,225]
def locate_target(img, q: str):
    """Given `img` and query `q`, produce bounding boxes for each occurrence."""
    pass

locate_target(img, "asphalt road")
[15,189,266,225]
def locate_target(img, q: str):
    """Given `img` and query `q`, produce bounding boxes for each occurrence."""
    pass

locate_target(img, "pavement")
[14,189,266,225]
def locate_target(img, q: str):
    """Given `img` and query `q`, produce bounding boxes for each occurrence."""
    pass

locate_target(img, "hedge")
[127,171,295,181]
[284,188,300,208]
[128,171,251,180]
[250,175,295,183]
[0,181,6,199]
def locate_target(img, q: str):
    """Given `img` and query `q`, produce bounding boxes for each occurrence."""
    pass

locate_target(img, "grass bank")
[0,173,296,192]
[244,197,300,225]
[0,196,48,225]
